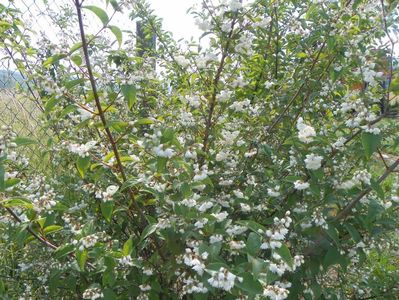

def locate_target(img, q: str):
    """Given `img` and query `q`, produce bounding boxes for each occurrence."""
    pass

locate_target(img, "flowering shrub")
[1,0,399,299]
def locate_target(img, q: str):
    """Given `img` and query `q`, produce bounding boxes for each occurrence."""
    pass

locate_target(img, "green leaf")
[246,232,261,256]
[274,244,294,267]
[45,97,60,114]
[13,137,37,146]
[65,78,85,90]
[108,25,122,47]
[121,84,137,110]
[161,128,175,144]
[43,54,67,67]
[102,288,117,299]
[361,132,381,159]
[135,118,154,125]
[157,157,167,173]
[323,247,343,269]
[235,273,263,295]
[236,220,267,233]
[1,197,33,209]
[0,165,5,192]
[76,156,90,178]
[140,224,157,243]
[44,225,63,234]
[296,52,308,58]
[370,178,384,199]
[76,249,88,271]
[5,178,20,189]
[391,76,399,95]
[83,6,109,25]
[325,225,340,247]
[248,255,267,277]
[101,201,114,223]
[71,54,82,66]
[110,0,120,11]
[344,223,361,243]
[122,237,133,256]
[37,217,46,229]
[70,42,83,53]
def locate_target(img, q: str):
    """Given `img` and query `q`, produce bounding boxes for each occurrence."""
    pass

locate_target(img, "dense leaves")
[0,0,399,299]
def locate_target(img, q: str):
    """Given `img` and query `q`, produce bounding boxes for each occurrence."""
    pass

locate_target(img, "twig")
[377,148,389,169]
[335,157,399,220]
[2,205,57,250]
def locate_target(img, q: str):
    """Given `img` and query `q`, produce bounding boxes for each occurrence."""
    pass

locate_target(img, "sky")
[148,0,201,41]
[3,0,203,44]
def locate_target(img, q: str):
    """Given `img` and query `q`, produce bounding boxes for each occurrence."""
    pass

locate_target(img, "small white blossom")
[82,288,103,300]
[297,117,316,143]
[207,267,241,291]
[294,180,310,190]
[304,153,323,170]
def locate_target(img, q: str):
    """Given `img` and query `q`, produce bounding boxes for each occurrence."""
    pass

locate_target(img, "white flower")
[185,150,197,159]
[183,248,206,275]
[68,141,96,157]
[198,201,213,212]
[264,81,274,88]
[297,117,316,143]
[228,0,242,11]
[233,190,244,198]
[229,240,246,250]
[185,95,201,108]
[263,284,289,300]
[80,234,98,250]
[207,267,241,291]
[210,234,223,244]
[226,225,247,236]
[294,180,310,190]
[153,145,175,158]
[216,151,229,162]
[194,218,208,229]
[77,107,93,121]
[211,211,228,222]
[268,187,280,197]
[102,185,119,202]
[175,55,190,67]
[353,169,371,185]
[119,255,133,267]
[139,284,151,292]
[269,263,286,276]
[338,179,356,190]
[304,153,323,170]
[82,288,103,300]
[142,267,153,276]
[240,203,251,212]
[195,18,211,31]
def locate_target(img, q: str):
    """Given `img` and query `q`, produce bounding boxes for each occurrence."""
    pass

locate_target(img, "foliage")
[1,0,399,299]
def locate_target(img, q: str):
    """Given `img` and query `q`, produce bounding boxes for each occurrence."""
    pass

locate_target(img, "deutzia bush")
[1,0,399,299]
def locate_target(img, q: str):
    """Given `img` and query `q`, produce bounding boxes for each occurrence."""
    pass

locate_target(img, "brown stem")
[201,19,237,163]
[75,0,127,182]
[3,205,57,250]
[335,157,399,220]
[377,148,389,169]
[74,1,167,261]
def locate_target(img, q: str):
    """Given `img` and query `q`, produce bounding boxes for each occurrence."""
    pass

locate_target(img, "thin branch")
[2,205,57,250]
[377,148,389,169]
[74,0,127,182]
[200,19,237,163]
[335,157,399,220]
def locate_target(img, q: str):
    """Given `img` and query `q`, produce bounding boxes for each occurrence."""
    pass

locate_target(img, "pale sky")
[149,0,201,41]
[5,0,202,44]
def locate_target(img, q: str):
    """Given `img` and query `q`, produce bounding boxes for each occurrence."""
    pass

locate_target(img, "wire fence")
[0,0,71,161]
